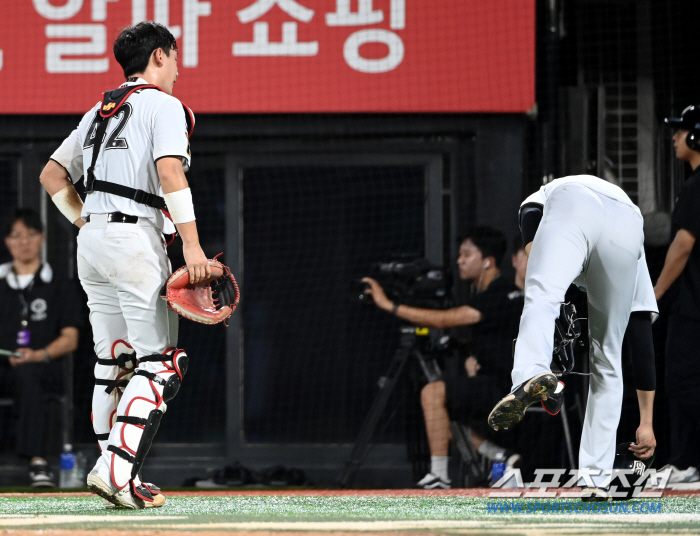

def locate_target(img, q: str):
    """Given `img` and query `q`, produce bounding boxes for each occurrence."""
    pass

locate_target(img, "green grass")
[0,495,698,533]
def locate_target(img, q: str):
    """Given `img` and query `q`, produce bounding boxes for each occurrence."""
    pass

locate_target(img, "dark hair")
[4,208,43,236]
[113,21,177,78]
[512,234,524,253]
[460,226,507,266]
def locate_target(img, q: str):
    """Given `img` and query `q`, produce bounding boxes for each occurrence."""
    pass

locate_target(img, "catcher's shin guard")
[105,348,187,489]
[108,409,163,481]
[136,348,188,402]
[131,409,163,480]
[92,340,137,451]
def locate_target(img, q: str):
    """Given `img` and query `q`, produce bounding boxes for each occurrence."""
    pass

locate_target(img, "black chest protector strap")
[85,84,192,211]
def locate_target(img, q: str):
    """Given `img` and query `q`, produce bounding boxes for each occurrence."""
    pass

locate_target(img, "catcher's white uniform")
[50,78,191,494]
[513,175,657,486]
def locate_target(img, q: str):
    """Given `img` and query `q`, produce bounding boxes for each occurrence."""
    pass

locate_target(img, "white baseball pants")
[77,214,179,487]
[512,183,644,486]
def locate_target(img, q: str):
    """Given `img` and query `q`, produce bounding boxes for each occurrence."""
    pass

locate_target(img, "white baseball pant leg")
[78,215,179,489]
[512,184,643,486]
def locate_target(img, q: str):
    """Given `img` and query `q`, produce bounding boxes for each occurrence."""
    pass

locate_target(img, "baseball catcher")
[39,22,229,509]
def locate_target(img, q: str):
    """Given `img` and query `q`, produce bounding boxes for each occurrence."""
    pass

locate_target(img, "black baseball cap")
[665,105,700,130]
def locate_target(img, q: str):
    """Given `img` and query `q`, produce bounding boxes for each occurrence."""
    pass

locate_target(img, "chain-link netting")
[0,0,695,488]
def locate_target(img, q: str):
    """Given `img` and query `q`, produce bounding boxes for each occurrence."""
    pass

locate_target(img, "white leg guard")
[103,349,188,490]
[92,340,137,452]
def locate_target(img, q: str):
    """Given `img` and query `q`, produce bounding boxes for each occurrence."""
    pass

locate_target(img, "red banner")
[0,1,535,114]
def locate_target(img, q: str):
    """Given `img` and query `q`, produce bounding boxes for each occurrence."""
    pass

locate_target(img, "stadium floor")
[0,489,699,535]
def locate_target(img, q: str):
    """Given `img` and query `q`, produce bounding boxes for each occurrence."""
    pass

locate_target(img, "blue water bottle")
[59,444,76,488]
[489,462,506,487]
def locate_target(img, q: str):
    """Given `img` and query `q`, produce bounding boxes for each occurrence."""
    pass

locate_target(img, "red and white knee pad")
[92,340,137,451]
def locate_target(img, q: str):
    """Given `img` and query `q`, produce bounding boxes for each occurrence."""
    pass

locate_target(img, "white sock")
[478,440,506,461]
[430,456,449,481]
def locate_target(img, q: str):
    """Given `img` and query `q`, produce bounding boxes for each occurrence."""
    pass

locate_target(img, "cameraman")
[363,227,524,489]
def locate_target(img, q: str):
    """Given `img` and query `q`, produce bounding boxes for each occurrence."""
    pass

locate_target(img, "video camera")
[355,258,452,309]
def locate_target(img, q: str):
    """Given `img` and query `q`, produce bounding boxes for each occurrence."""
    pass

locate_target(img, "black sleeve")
[625,311,655,391]
[672,181,700,237]
[519,202,543,245]
[58,281,85,331]
[468,288,498,321]
[468,282,519,325]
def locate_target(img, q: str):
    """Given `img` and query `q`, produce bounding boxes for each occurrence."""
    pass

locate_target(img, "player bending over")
[488,175,657,501]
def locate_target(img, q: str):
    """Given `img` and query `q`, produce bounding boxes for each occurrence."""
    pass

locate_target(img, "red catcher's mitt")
[163,256,240,325]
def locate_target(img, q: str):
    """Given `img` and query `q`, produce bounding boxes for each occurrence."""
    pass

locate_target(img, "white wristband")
[51,185,83,224]
[164,188,196,224]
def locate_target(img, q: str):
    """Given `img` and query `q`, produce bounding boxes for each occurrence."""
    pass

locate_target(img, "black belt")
[85,212,139,224]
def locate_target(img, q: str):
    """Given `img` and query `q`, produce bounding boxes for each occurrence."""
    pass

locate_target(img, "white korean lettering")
[343,29,403,73]
[0,50,3,72]
[132,0,182,39]
[91,0,118,21]
[529,469,566,489]
[646,467,671,489]
[237,0,314,24]
[490,468,524,489]
[326,0,382,26]
[182,0,211,67]
[561,468,602,489]
[390,0,404,29]
[233,21,318,56]
[234,0,316,57]
[34,0,83,20]
[45,24,109,73]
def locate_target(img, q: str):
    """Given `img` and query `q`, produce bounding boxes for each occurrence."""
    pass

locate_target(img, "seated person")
[0,209,82,486]
[363,227,525,488]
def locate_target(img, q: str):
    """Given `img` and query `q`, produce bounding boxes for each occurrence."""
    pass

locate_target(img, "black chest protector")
[84,84,194,211]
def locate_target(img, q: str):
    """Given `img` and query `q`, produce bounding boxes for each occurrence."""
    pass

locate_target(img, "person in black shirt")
[512,235,528,292]
[654,105,700,483]
[362,227,524,489]
[0,209,82,487]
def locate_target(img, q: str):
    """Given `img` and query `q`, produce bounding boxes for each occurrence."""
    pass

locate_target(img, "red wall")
[0,0,535,113]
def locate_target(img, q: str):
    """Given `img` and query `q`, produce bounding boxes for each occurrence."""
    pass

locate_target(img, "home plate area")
[0,489,699,535]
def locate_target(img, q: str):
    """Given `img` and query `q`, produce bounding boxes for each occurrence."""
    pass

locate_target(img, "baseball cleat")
[102,487,165,509]
[488,372,559,430]
[142,481,166,507]
[541,381,565,415]
[87,471,144,510]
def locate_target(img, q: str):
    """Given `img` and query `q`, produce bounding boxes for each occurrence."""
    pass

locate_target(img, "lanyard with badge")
[12,268,38,347]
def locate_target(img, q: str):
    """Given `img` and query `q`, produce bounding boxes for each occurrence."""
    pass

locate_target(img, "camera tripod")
[337,324,487,488]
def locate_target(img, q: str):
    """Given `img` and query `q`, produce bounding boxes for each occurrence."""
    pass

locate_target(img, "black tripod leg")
[449,422,488,486]
[337,345,412,488]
